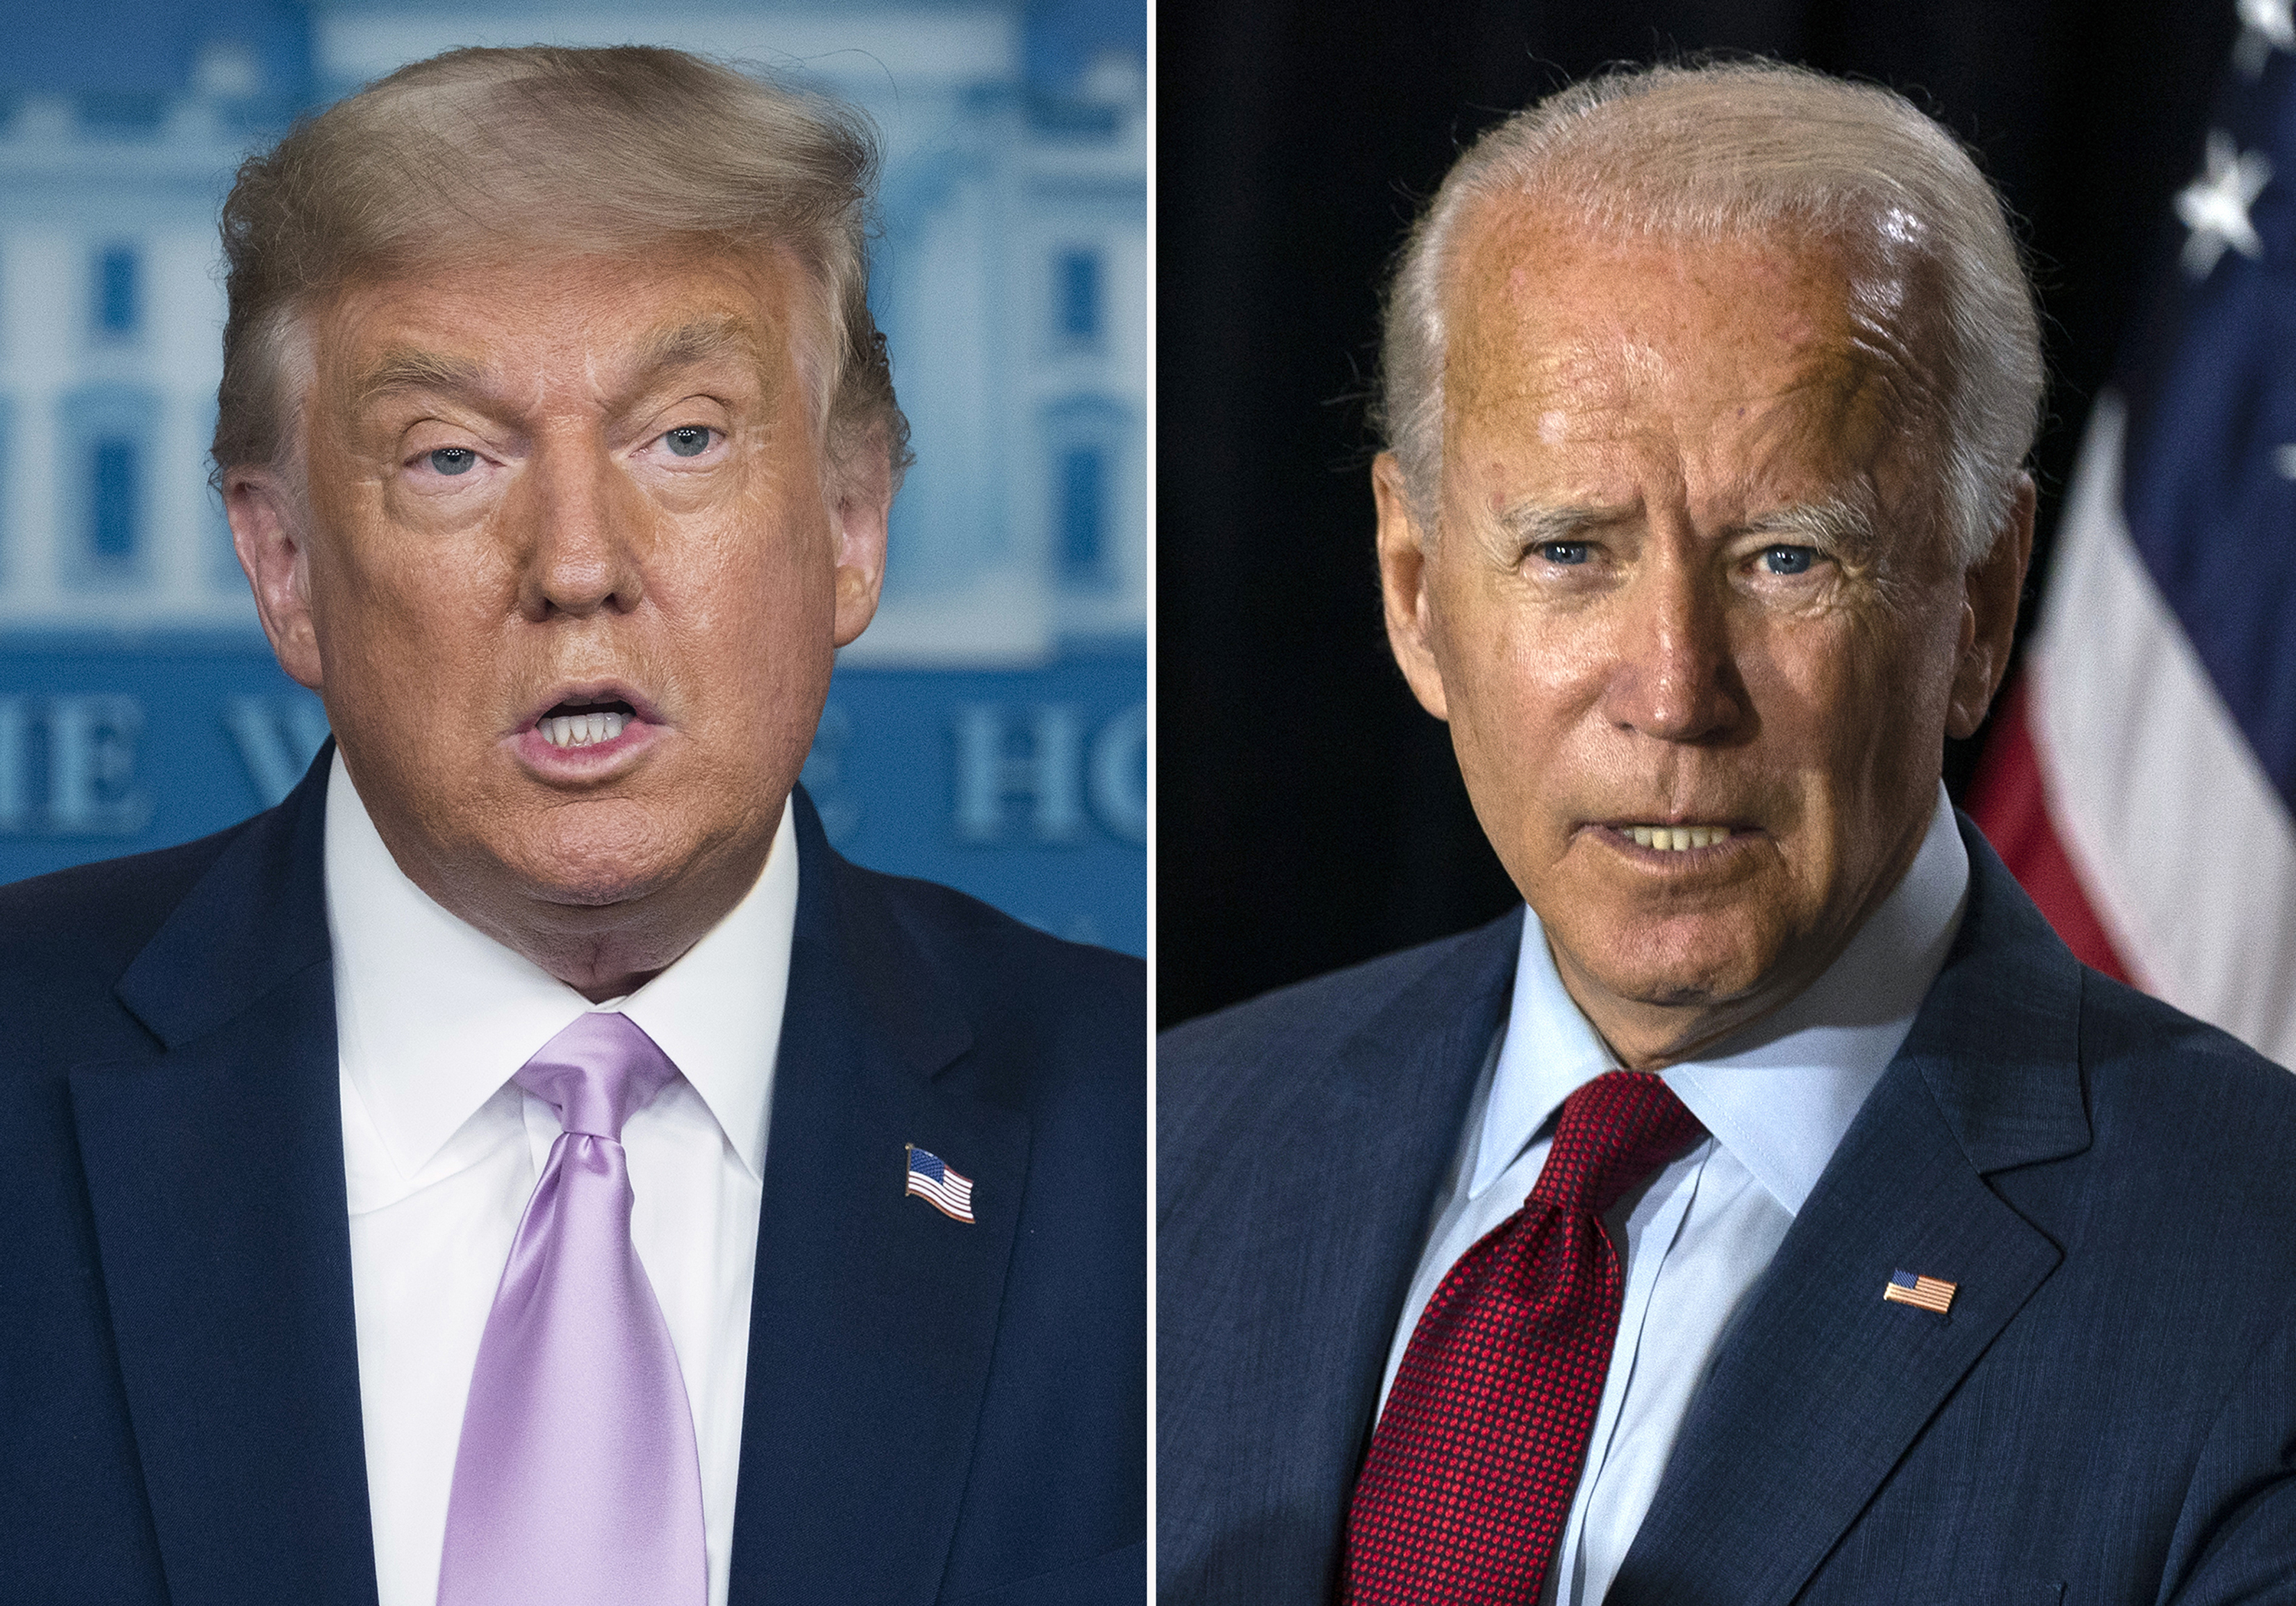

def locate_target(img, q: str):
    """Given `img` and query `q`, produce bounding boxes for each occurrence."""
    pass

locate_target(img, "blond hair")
[212,44,909,491]
[1376,60,2042,566]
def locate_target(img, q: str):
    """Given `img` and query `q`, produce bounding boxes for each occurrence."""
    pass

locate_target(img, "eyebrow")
[354,348,488,408]
[1497,503,1644,553]
[1494,495,1879,552]
[1495,503,1632,548]
[350,315,769,413]
[631,314,765,378]
[1739,495,1877,553]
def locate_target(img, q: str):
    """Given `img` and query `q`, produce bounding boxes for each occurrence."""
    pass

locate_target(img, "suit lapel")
[1159,911,1520,1603]
[727,793,1022,1604]
[1280,916,1523,1549]
[1611,824,2091,1606]
[68,752,379,1606]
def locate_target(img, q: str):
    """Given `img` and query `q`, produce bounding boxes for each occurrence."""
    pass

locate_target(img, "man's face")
[1376,204,2027,1061]
[234,246,884,957]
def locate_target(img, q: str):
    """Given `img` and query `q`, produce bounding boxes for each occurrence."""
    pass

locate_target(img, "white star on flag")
[2175,130,2272,278]
[2236,0,2295,77]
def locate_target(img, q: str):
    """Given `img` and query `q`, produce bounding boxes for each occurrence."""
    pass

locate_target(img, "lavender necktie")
[436,1011,708,1606]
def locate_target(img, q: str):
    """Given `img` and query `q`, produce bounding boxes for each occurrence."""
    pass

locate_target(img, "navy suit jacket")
[1160,817,2296,1604]
[0,751,1144,1606]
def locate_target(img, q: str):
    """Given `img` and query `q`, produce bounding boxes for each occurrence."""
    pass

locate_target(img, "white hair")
[1375,60,2043,568]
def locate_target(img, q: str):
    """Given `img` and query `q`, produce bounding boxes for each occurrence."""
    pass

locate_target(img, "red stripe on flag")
[1966,677,2133,984]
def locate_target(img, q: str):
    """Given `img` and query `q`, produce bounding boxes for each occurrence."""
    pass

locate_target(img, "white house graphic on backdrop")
[0,1,1145,665]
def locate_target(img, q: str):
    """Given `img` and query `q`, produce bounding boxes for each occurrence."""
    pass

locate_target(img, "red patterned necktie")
[1342,1069,1704,1606]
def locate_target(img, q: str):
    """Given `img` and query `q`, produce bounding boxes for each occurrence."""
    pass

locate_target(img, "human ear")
[227,467,325,692]
[829,437,892,649]
[1945,472,2036,739]
[1375,452,1451,722]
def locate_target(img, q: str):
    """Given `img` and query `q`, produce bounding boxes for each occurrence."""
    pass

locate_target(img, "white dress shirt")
[325,749,797,1606]
[1378,785,1969,1606]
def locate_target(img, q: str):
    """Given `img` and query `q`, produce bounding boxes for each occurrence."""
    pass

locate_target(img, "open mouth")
[1619,824,1735,852]
[535,699,637,749]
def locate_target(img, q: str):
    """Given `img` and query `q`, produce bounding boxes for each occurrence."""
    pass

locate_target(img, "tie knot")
[513,1012,678,1141]
[1528,1070,1703,1219]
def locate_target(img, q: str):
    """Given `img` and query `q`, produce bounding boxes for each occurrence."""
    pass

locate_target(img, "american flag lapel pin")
[1882,1268,1956,1315]
[905,1143,977,1223]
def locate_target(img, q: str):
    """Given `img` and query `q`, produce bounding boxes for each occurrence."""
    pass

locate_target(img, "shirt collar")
[323,746,797,1185]
[1473,784,1969,1215]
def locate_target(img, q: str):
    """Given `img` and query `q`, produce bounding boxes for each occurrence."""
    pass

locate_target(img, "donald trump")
[2,44,1143,1606]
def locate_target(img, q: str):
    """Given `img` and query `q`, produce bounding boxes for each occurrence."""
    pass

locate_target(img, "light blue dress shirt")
[1375,785,1970,1606]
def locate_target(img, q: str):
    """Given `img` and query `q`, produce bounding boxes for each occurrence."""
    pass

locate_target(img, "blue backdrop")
[0,0,1146,955]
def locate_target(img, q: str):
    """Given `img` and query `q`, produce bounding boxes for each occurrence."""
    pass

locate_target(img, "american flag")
[905,1144,977,1222]
[1882,1269,1957,1315]
[1968,1,2296,1067]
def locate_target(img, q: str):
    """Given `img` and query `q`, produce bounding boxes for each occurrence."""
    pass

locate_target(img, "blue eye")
[664,426,713,458]
[1536,541,1591,566]
[1762,545,1815,575]
[427,447,475,476]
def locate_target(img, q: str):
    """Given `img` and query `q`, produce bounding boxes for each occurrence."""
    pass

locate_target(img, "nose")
[512,435,646,622]
[1597,551,1744,743]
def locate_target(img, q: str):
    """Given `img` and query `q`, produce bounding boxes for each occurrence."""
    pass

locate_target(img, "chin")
[495,805,697,911]
[524,867,670,911]
[510,854,680,911]
[1596,966,1741,1012]
[1570,919,1782,1012]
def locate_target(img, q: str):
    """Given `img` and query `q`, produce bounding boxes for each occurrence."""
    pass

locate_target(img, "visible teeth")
[1626,824,1731,851]
[539,711,631,749]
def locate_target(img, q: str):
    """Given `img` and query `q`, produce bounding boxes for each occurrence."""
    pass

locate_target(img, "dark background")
[1158,0,2240,1026]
